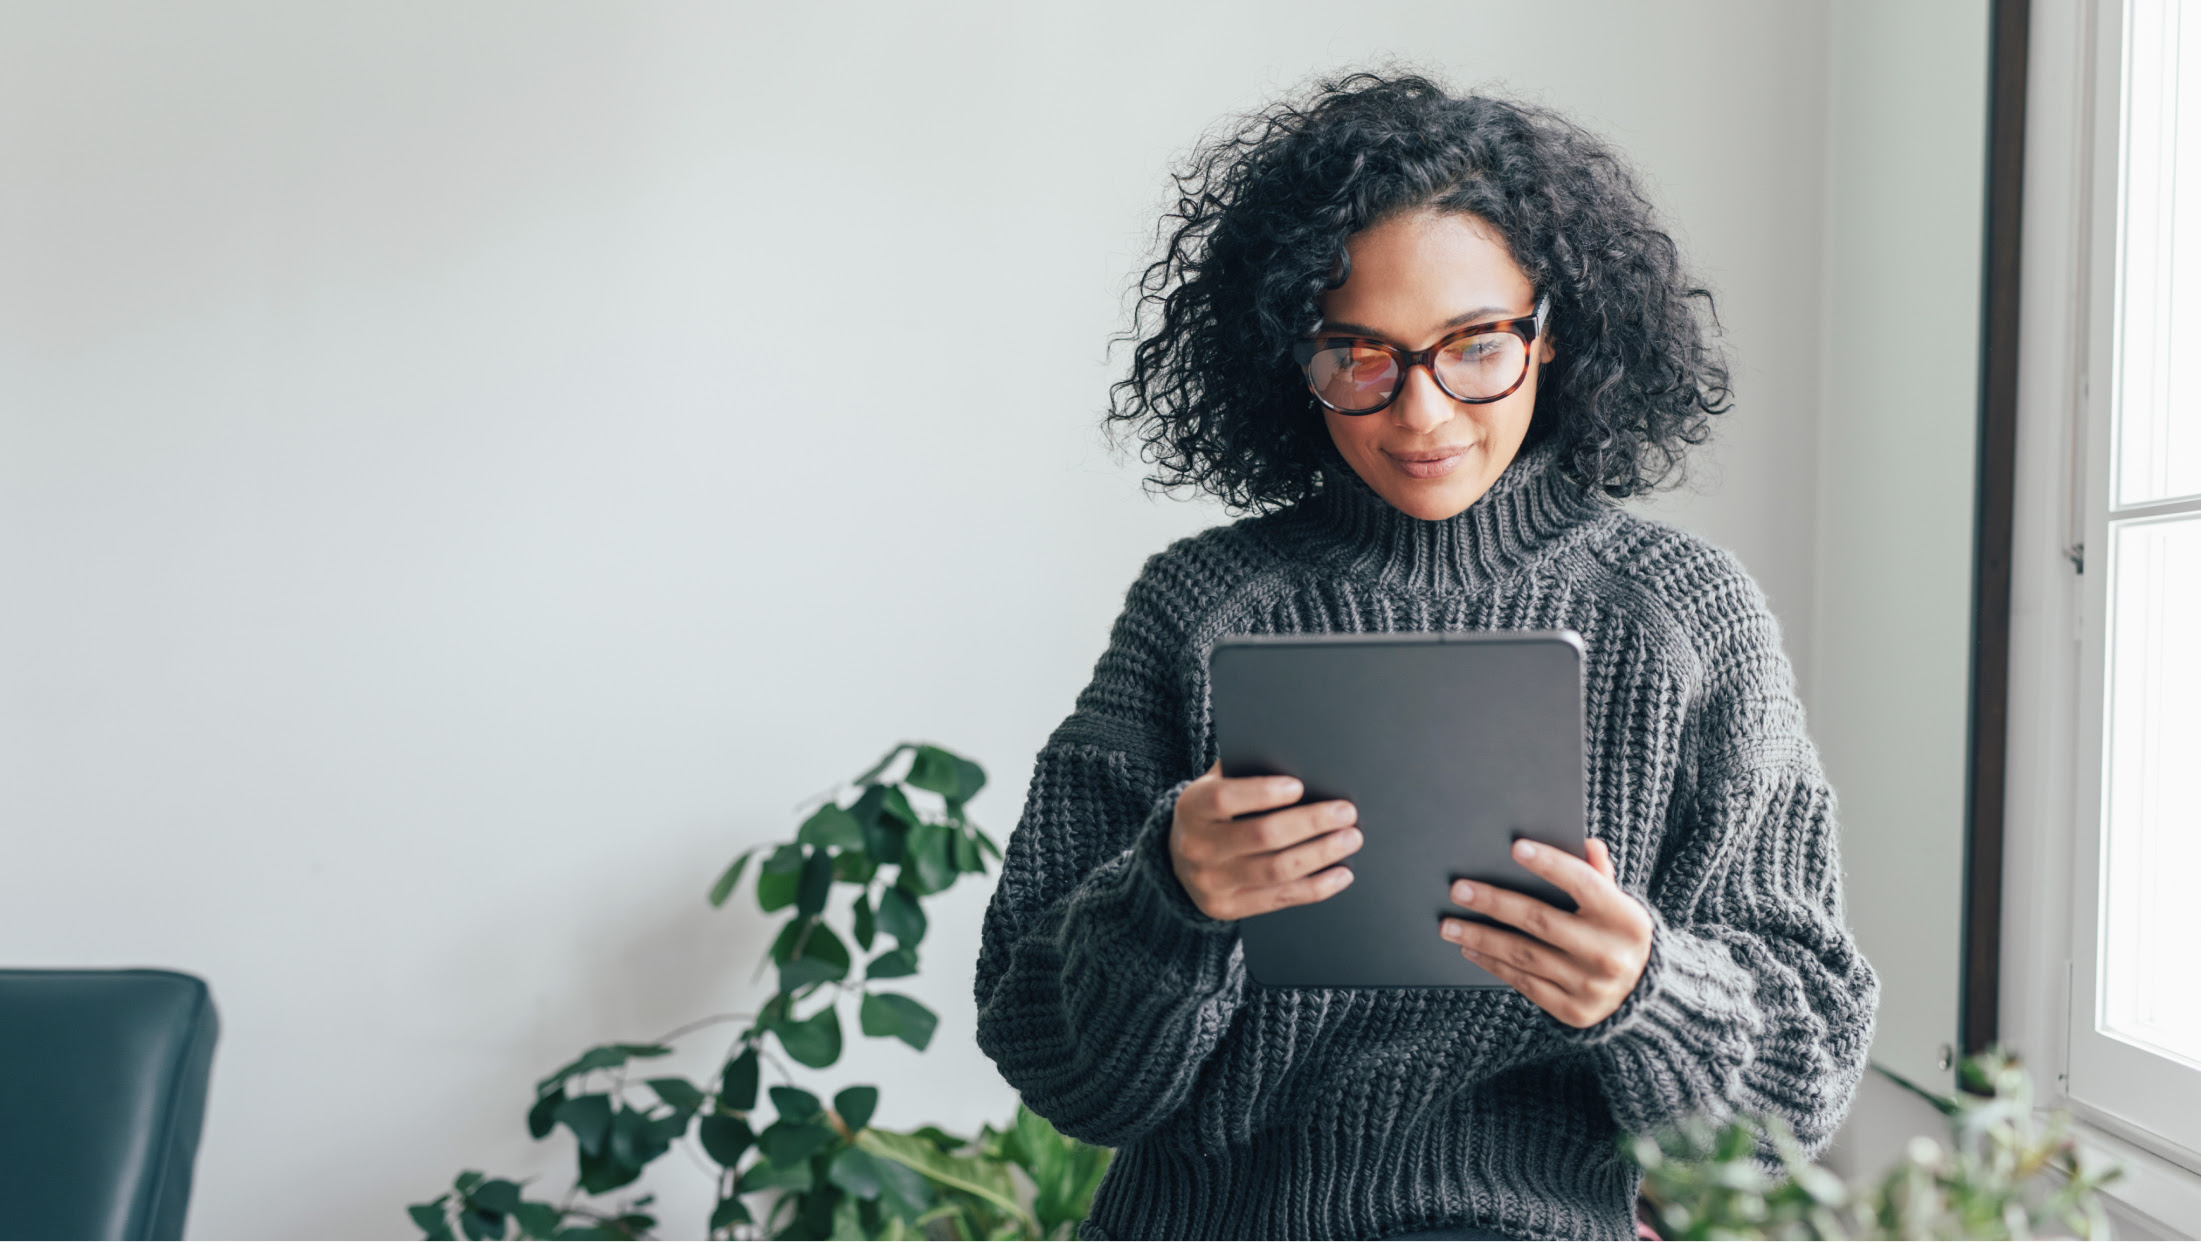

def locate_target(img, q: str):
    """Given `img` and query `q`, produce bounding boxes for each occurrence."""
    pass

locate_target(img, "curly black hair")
[1107,71,1733,512]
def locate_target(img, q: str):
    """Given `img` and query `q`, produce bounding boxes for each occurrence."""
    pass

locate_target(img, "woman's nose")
[1389,363,1457,434]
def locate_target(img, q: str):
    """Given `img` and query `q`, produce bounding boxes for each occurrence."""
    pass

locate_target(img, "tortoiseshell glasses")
[1293,294,1551,415]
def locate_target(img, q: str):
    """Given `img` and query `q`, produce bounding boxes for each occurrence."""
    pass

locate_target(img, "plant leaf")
[770,1084,823,1121]
[972,827,1003,860]
[772,920,850,991]
[874,1151,938,1221]
[719,1047,759,1111]
[757,869,799,913]
[833,848,877,884]
[697,1114,755,1167]
[828,1145,887,1198]
[707,848,757,908]
[877,886,926,946]
[737,1156,815,1194]
[469,1179,524,1216]
[953,831,982,873]
[908,745,986,805]
[908,1125,965,1152]
[528,1087,565,1140]
[511,1200,562,1239]
[905,822,956,894]
[757,843,805,912]
[852,891,876,950]
[708,1196,752,1231]
[608,1104,672,1169]
[408,1199,455,1241]
[859,1129,1026,1231]
[876,785,920,829]
[760,1119,836,1166]
[799,804,866,850]
[457,1203,501,1241]
[905,746,958,798]
[771,1003,844,1068]
[797,848,833,918]
[533,1043,670,1096]
[851,784,920,862]
[835,1085,880,1133]
[866,946,918,979]
[1009,1103,1107,1235]
[554,1094,614,1157]
[647,1077,706,1115]
[575,1143,641,1196]
[860,992,938,1051]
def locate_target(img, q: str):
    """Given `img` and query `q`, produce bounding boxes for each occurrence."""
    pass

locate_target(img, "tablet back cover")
[1209,631,1587,989]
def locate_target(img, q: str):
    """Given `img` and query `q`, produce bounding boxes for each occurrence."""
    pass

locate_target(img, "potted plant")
[409,743,1110,1241]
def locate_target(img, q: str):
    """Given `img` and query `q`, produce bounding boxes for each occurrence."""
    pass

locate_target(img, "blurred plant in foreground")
[1632,1048,2120,1240]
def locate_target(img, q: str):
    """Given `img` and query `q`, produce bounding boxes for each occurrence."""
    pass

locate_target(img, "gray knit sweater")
[973,444,1878,1241]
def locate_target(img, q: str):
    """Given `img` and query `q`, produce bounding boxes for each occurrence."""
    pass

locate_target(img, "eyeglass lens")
[1302,331,1529,413]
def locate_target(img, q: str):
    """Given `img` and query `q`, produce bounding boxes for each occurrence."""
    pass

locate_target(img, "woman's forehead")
[1322,210,1534,335]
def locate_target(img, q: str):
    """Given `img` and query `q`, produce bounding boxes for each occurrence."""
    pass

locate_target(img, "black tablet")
[1208,630,1589,989]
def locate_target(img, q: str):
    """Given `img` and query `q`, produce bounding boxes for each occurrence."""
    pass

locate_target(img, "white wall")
[1809,0,1990,1094]
[0,3,1905,1236]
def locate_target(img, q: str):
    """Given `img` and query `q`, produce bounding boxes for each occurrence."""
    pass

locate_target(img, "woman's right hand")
[1169,764,1361,921]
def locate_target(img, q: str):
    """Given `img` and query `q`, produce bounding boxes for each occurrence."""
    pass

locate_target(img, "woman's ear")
[1538,338,1556,364]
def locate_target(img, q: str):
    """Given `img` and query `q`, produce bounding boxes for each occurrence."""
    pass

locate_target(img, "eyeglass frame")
[1292,293,1552,415]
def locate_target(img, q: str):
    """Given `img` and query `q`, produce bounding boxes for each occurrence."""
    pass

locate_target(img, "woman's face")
[1315,209,1552,521]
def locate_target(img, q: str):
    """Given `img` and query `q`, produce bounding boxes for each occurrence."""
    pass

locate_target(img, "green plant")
[409,743,1111,1241]
[1631,1048,2121,1240]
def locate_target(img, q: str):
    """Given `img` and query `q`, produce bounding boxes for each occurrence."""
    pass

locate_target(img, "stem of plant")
[651,1012,756,1046]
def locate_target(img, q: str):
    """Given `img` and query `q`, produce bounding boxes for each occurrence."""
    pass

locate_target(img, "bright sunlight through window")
[2102,0,2201,1073]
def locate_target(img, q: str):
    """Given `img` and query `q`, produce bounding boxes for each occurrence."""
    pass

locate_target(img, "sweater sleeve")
[1565,549,1878,1157]
[971,558,1248,1148]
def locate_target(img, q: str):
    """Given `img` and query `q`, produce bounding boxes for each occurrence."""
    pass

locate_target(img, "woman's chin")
[1376,473,1498,522]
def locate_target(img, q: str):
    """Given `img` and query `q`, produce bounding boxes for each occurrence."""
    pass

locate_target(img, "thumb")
[1586,838,1617,881]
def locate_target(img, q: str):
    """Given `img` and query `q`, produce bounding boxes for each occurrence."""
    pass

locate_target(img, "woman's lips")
[1384,445,1476,479]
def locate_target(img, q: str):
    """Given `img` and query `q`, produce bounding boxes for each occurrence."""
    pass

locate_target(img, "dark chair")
[0,970,220,1240]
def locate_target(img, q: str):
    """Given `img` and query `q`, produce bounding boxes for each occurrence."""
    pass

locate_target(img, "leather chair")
[0,970,220,1240]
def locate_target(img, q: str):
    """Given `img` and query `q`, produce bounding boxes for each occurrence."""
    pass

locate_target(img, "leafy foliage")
[1632,1048,2120,1240]
[409,743,1107,1240]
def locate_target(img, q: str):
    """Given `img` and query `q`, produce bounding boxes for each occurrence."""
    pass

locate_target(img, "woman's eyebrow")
[1318,306,1520,338]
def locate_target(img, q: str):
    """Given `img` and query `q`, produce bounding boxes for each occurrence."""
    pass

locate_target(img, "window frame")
[2003,0,2201,1232]
[2065,0,2201,1161]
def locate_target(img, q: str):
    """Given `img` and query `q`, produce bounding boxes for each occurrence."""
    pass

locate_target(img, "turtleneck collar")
[1274,440,1609,594]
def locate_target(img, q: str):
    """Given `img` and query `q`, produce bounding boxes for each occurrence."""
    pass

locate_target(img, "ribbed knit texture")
[973,444,1879,1241]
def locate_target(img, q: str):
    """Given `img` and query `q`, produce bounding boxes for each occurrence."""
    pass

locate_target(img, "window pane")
[2117,0,2201,506]
[2101,514,2201,1064]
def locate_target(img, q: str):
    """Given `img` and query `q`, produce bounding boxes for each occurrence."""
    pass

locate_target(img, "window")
[2068,0,2201,1162]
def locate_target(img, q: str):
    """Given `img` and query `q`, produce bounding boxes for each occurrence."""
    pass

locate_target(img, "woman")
[972,73,1877,1241]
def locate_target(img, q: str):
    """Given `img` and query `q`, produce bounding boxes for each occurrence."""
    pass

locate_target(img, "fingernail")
[1463,947,1485,961]
[1332,802,1356,824]
[1341,828,1364,850]
[1441,920,1463,941]
[1276,778,1304,798]
[1451,880,1477,905]
[1515,840,1537,860]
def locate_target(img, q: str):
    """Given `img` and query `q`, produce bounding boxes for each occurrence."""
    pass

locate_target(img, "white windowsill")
[2071,1116,2201,1238]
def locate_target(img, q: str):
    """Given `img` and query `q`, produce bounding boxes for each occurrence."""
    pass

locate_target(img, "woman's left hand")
[1439,838,1653,1029]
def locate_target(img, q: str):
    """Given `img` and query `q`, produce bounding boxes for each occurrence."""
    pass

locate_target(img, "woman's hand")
[1170,764,1362,921]
[1439,838,1653,1028]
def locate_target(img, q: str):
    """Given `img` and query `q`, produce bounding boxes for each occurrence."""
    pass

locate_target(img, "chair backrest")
[0,970,220,1241]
